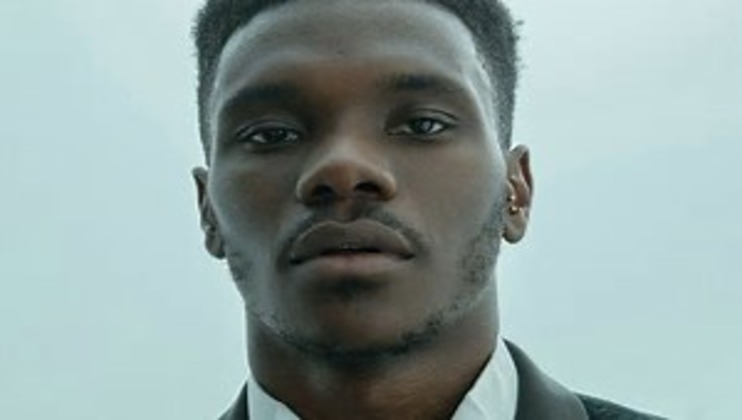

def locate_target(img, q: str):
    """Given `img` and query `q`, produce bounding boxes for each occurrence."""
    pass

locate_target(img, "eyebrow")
[217,83,300,117]
[217,73,466,118]
[376,73,463,96]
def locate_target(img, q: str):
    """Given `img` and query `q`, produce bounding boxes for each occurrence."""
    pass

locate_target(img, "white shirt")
[246,338,519,420]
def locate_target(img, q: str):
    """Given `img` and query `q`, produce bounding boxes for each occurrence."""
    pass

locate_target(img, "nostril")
[308,182,381,202]
[296,161,397,204]
[311,184,335,202]
[356,181,381,195]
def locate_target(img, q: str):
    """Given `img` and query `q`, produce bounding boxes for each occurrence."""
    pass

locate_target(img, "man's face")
[195,0,530,356]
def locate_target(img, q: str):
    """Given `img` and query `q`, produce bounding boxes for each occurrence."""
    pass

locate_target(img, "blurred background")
[1,0,739,418]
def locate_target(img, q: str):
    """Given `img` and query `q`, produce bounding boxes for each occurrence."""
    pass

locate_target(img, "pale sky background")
[1,0,740,418]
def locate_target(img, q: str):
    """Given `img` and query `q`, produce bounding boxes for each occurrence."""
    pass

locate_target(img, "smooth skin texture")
[194,1,533,418]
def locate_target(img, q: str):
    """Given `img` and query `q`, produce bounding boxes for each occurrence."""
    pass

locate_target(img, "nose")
[295,137,397,205]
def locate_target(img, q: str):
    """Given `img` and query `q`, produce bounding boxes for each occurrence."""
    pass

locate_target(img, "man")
[191,0,665,418]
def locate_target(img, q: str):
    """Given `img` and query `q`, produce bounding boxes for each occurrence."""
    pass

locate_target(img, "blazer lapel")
[218,385,248,420]
[506,341,588,420]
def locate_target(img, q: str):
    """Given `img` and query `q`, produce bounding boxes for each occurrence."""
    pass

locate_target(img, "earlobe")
[192,167,226,259]
[503,145,534,244]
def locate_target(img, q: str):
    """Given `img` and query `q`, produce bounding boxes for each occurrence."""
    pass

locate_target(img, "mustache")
[278,206,427,263]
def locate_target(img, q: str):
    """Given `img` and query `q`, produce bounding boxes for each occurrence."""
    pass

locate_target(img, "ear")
[192,167,226,259]
[503,145,534,244]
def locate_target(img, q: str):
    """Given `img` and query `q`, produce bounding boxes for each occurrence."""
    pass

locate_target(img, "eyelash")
[234,124,302,147]
[387,115,456,138]
[233,112,457,149]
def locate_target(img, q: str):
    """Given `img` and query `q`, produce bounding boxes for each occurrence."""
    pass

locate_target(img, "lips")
[288,219,415,265]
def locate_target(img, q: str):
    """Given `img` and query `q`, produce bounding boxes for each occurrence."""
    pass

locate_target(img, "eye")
[235,124,301,147]
[388,114,455,138]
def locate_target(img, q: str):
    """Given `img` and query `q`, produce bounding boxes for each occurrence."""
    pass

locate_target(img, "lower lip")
[293,253,409,278]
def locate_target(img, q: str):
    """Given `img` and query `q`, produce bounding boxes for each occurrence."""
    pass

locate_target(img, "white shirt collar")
[246,337,519,420]
[450,337,519,420]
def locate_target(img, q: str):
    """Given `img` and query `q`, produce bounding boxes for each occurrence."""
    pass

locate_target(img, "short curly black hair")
[193,0,520,160]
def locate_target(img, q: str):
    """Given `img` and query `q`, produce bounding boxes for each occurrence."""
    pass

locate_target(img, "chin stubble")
[226,194,506,367]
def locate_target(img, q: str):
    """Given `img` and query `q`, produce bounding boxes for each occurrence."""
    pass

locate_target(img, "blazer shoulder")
[578,394,668,420]
[505,340,667,420]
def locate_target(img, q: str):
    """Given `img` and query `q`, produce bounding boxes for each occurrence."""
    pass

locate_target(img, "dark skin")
[194,1,533,419]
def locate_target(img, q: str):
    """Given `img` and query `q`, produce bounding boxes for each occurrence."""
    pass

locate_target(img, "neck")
[247,289,498,420]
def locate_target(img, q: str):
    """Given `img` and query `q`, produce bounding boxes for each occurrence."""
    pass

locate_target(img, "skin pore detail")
[193,1,533,418]
[229,193,506,368]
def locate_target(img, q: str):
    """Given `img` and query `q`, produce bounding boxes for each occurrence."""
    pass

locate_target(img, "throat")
[254,357,487,420]
[247,310,498,420]
[247,286,500,419]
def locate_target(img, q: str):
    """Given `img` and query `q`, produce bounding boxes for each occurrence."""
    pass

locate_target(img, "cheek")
[210,162,296,253]
[400,147,504,249]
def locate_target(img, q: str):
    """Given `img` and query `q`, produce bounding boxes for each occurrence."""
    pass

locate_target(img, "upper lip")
[288,219,415,264]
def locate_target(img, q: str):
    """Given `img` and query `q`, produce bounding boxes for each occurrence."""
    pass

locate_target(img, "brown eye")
[407,118,447,135]
[236,125,301,146]
[388,115,455,138]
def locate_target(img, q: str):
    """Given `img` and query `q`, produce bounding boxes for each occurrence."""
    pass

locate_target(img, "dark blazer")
[219,342,666,420]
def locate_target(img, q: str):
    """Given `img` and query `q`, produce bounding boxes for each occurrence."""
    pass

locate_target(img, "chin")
[269,299,451,366]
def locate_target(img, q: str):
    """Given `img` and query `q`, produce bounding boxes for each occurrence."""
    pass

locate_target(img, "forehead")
[210,0,493,111]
